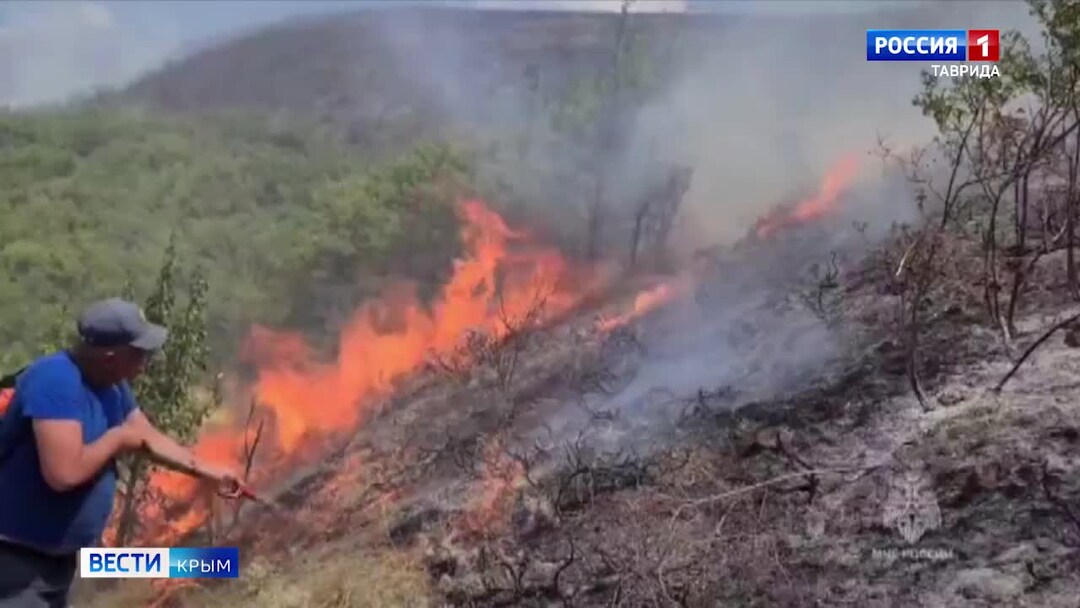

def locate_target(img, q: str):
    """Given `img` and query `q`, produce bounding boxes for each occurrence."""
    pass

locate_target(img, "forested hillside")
[2,7,696,373]
[0,7,684,379]
[0,108,468,369]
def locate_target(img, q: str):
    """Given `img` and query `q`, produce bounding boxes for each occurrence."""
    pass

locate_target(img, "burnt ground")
[76,240,1080,608]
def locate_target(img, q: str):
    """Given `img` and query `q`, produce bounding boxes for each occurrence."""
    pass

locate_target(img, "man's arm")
[24,370,143,492]
[126,409,236,483]
[33,420,136,491]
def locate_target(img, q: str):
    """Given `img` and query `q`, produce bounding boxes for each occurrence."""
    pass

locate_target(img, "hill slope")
[104,4,993,133]
[106,9,714,136]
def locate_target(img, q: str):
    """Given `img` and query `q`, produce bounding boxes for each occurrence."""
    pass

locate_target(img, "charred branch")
[993,309,1080,392]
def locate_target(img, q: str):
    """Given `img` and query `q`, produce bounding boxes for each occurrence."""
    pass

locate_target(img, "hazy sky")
[0,0,999,108]
[0,1,367,106]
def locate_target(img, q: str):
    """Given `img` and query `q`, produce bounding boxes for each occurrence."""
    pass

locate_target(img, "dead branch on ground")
[665,463,882,528]
[567,322,644,396]
[548,431,654,514]
[993,309,1080,392]
[442,536,580,607]
[674,385,738,427]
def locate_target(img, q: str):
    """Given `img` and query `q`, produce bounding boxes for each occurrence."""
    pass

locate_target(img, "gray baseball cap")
[77,298,168,351]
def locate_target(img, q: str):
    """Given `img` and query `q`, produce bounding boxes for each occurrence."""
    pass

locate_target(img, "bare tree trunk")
[1067,112,1080,299]
[523,64,540,162]
[1005,171,1031,336]
[1016,174,1028,248]
[939,110,982,230]
[630,202,648,269]
[653,186,674,269]
[587,177,605,260]
[1068,192,1077,297]
[586,0,631,261]
[906,234,938,411]
[985,188,1009,343]
[653,171,690,270]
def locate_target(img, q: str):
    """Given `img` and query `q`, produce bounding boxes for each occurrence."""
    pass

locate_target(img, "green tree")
[286,143,469,336]
[0,108,473,366]
[113,238,213,545]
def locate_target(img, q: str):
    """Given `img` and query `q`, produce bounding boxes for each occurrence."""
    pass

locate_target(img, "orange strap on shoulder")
[0,388,13,416]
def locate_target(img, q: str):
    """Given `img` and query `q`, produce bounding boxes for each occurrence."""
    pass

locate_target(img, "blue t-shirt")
[0,351,137,554]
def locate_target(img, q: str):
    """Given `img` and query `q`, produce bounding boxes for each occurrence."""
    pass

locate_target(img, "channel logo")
[79,547,240,579]
[867,29,999,62]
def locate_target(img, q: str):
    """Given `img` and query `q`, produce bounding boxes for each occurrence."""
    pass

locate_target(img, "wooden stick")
[140,440,212,480]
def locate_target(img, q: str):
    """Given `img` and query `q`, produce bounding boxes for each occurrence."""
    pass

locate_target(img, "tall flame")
[135,199,602,544]
[247,199,590,453]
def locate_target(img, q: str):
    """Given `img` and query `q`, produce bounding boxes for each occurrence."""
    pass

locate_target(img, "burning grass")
[454,435,528,541]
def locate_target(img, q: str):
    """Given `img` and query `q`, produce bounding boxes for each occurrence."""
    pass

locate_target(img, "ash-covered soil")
[98,233,1080,608]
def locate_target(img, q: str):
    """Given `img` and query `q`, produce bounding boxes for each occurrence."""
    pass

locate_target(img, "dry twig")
[665,464,881,528]
[993,310,1080,392]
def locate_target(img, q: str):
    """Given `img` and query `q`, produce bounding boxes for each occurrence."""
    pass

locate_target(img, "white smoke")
[358,1,1040,256]
[644,0,1039,250]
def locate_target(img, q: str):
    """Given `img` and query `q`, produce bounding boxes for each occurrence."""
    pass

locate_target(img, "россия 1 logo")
[866,29,1001,79]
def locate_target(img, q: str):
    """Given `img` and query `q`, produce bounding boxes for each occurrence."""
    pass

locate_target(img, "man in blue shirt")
[0,298,238,607]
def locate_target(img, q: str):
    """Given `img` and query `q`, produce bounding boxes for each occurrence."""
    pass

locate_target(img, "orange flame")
[456,437,526,539]
[247,199,590,454]
[754,154,861,239]
[595,277,691,333]
[134,199,603,544]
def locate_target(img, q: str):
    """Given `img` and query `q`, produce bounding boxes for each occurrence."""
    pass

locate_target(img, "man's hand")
[116,415,155,451]
[126,409,241,491]
[198,462,239,484]
[199,462,244,498]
